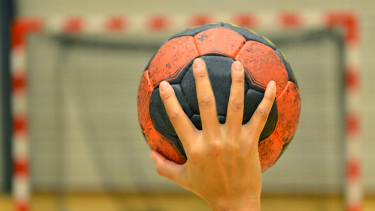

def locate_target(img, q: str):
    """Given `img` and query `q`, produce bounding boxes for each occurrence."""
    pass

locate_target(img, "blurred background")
[1,0,374,211]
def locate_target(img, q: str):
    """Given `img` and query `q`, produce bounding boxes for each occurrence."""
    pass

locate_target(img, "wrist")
[208,196,260,211]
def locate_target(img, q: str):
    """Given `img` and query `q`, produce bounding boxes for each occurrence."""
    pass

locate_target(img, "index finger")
[245,81,277,140]
[159,81,198,147]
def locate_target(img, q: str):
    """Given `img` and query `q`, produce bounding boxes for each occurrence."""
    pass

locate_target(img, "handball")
[137,22,301,172]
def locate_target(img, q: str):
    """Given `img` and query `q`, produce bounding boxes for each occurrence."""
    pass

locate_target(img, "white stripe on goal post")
[11,12,361,211]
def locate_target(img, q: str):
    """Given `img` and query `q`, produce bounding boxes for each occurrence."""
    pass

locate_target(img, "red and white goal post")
[11,12,360,211]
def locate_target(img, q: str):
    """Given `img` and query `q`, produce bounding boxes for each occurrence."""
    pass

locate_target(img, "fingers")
[245,81,276,140]
[160,81,197,146]
[149,150,185,186]
[193,58,220,133]
[225,61,245,135]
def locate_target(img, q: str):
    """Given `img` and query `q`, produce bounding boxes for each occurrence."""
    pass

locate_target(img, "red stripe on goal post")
[62,17,85,33]
[326,12,359,46]
[346,112,360,138]
[15,200,28,211]
[232,14,257,28]
[11,18,42,48]
[348,203,362,211]
[12,72,26,95]
[347,157,361,184]
[146,15,170,31]
[104,17,128,32]
[14,158,28,178]
[279,12,303,27]
[13,114,27,136]
[189,15,213,27]
[345,67,360,93]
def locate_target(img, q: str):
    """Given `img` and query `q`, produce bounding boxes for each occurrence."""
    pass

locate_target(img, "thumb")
[149,150,184,183]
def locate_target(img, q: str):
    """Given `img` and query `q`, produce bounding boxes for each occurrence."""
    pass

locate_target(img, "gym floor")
[1,193,375,211]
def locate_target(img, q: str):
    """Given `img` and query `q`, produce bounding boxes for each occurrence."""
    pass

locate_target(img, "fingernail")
[233,61,242,72]
[160,81,168,92]
[268,81,276,93]
[149,151,155,161]
[193,58,204,69]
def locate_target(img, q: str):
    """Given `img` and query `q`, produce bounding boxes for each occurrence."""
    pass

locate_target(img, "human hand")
[149,58,276,211]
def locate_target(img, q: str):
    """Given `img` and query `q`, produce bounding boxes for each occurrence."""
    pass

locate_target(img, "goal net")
[12,13,360,211]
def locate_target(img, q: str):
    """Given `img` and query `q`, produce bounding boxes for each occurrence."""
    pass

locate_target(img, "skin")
[149,58,277,211]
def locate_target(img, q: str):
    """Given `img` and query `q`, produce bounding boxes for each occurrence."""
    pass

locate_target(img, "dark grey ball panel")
[189,114,226,130]
[149,84,193,137]
[243,89,278,141]
[218,116,226,124]
[260,99,278,140]
[190,114,202,130]
[180,55,239,116]
[173,85,194,118]
[243,89,264,124]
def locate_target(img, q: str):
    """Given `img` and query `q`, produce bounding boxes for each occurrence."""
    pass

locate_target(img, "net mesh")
[26,29,345,210]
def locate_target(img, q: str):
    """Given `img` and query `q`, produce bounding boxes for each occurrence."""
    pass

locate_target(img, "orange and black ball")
[137,22,301,172]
